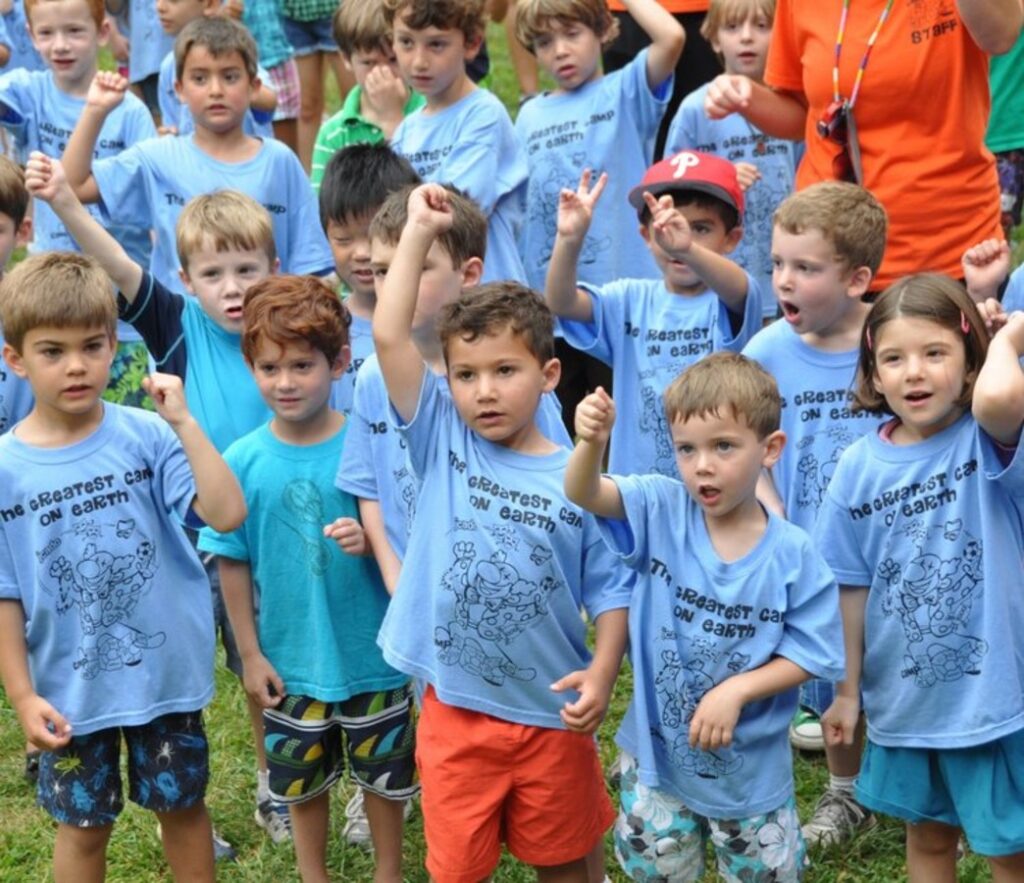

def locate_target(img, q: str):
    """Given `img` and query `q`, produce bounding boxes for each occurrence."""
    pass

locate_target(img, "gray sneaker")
[255,797,292,844]
[801,788,877,848]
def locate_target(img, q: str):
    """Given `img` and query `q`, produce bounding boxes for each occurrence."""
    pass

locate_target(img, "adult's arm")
[958,0,1023,54]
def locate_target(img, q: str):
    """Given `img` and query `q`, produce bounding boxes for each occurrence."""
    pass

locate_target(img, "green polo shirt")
[311,86,426,192]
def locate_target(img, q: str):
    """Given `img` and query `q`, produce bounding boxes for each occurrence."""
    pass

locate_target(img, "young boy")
[0,156,33,437]
[318,143,420,415]
[546,150,761,478]
[155,0,277,137]
[27,153,291,846]
[513,0,683,290]
[663,0,800,320]
[565,353,844,882]
[742,182,886,846]
[0,251,246,883]
[0,0,157,406]
[384,0,528,284]
[61,16,332,295]
[369,182,630,882]
[198,275,417,883]
[310,0,425,193]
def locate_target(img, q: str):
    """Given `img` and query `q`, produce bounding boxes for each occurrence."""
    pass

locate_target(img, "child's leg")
[362,791,405,883]
[534,858,588,882]
[905,821,959,883]
[53,823,113,883]
[989,851,1024,882]
[155,802,215,883]
[288,791,331,883]
[584,841,606,882]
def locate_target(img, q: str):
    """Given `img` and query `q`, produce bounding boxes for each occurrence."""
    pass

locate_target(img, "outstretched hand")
[704,74,753,120]
[574,386,616,445]
[555,169,608,243]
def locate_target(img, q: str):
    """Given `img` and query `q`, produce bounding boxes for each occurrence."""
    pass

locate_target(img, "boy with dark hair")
[546,151,761,478]
[565,352,844,882]
[383,0,528,284]
[369,182,629,882]
[61,16,332,295]
[309,0,425,192]
[318,143,420,415]
[0,249,246,883]
[199,274,417,883]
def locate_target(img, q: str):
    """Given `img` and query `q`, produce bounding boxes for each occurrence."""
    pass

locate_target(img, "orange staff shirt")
[766,0,1000,290]
[607,0,709,15]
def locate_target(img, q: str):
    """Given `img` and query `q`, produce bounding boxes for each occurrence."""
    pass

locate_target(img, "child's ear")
[332,344,351,380]
[270,257,281,275]
[15,216,32,248]
[460,256,484,288]
[638,222,652,245]
[541,356,561,393]
[341,52,355,74]
[463,30,484,61]
[2,341,26,378]
[722,224,743,255]
[179,267,194,293]
[96,15,111,47]
[845,265,873,299]
[761,429,785,468]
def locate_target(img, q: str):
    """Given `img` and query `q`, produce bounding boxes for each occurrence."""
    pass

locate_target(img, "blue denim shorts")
[281,14,337,57]
[857,729,1024,857]
[37,711,209,827]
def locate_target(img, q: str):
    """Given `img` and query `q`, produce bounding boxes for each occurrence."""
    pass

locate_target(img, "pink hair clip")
[961,310,970,335]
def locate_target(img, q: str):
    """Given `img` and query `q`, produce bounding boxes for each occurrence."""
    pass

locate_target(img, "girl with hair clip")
[813,273,1024,882]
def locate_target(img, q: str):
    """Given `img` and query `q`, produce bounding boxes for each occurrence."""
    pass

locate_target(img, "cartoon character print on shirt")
[526,155,611,276]
[639,382,677,475]
[394,465,417,537]
[43,517,165,680]
[741,163,791,281]
[654,636,743,780]
[877,519,987,688]
[434,536,562,687]
[274,479,331,576]
[794,425,858,513]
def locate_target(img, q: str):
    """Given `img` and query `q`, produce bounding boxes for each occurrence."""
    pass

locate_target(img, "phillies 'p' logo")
[668,151,701,179]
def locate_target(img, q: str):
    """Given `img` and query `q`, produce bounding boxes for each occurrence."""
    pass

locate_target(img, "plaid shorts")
[265,58,301,120]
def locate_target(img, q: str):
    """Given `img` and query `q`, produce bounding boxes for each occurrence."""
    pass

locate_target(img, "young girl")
[815,274,1024,882]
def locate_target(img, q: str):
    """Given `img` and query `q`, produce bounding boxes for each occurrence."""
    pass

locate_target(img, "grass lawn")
[0,20,1008,883]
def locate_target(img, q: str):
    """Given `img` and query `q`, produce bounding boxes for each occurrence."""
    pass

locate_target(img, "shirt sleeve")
[93,142,156,229]
[335,369,380,500]
[579,514,633,619]
[619,48,673,140]
[764,0,806,94]
[437,100,518,216]
[152,416,199,525]
[812,459,873,587]
[558,282,621,366]
[593,474,662,569]
[720,272,764,348]
[0,68,33,149]
[662,99,700,158]
[394,370,451,480]
[196,448,250,558]
[282,156,335,277]
[118,272,189,377]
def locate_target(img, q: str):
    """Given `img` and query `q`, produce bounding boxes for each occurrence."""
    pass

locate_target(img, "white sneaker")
[801,788,877,848]
[342,789,372,847]
[255,796,292,844]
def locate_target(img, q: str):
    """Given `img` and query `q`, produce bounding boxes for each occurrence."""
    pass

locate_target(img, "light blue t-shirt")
[329,312,373,416]
[814,414,1024,749]
[0,340,32,434]
[561,276,761,478]
[514,50,669,290]
[598,474,844,818]
[128,0,174,82]
[391,88,528,284]
[2,0,44,75]
[1003,264,1024,312]
[157,51,275,140]
[0,404,214,736]
[376,369,631,726]
[120,272,271,452]
[198,422,406,701]
[336,353,571,560]
[743,319,881,532]
[664,83,802,319]
[93,135,334,294]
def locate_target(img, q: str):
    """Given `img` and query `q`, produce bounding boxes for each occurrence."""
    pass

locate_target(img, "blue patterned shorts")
[37,711,209,827]
[614,753,806,882]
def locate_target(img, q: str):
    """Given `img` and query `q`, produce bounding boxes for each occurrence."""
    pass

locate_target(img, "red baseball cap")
[628,150,745,216]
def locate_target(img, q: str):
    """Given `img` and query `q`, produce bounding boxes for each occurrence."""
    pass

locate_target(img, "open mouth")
[905,391,932,405]
[224,305,243,320]
[477,411,503,424]
[698,485,721,505]
[780,300,800,320]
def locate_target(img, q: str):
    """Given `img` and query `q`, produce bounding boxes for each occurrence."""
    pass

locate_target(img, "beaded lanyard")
[832,0,896,109]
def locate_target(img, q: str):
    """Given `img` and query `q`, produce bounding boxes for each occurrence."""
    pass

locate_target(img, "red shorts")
[416,687,614,883]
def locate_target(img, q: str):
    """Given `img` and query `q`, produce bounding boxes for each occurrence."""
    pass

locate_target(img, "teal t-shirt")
[199,422,406,701]
[986,32,1024,153]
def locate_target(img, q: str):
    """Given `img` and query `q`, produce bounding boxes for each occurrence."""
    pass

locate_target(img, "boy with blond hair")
[663,0,801,318]
[513,0,683,290]
[310,0,425,192]
[0,250,246,883]
[742,181,887,846]
[566,353,844,882]
[61,15,332,295]
[370,182,630,882]
[384,0,528,284]
[547,151,762,477]
[199,275,416,883]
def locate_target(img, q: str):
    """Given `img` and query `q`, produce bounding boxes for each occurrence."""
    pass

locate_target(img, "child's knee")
[906,821,960,855]
[56,822,113,857]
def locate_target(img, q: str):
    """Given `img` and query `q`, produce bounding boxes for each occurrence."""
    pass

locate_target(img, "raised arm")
[643,191,748,312]
[25,153,143,301]
[620,0,685,88]
[973,311,1024,445]
[821,586,867,747]
[62,71,129,204]
[962,238,1010,304]
[704,76,808,142]
[372,184,452,422]
[564,387,626,519]
[142,373,247,531]
[544,170,605,323]
[958,0,1023,54]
